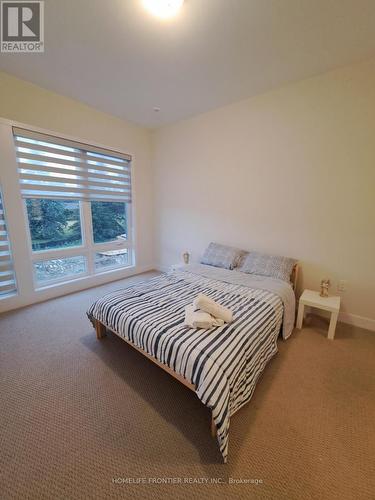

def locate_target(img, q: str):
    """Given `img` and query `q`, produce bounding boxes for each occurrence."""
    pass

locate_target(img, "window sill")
[35,264,135,292]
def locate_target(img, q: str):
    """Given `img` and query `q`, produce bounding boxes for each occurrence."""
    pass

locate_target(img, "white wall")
[152,58,375,328]
[0,72,153,312]
[1,60,375,328]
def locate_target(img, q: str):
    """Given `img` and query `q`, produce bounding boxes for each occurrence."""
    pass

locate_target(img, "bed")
[87,262,297,462]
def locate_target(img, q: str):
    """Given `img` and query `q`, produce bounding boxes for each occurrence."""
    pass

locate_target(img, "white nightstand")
[296,289,341,340]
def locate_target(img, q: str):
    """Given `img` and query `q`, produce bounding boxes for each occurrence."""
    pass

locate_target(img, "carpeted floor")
[0,272,374,500]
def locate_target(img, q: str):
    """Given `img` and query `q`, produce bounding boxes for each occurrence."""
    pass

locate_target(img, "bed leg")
[95,319,107,339]
[211,416,217,438]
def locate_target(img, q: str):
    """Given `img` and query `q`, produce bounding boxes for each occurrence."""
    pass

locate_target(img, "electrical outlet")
[337,280,347,292]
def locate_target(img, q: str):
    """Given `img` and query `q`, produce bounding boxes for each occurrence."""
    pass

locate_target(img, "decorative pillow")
[201,242,243,270]
[238,251,297,282]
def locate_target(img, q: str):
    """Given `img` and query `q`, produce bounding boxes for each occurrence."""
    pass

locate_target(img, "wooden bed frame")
[291,263,299,291]
[94,263,299,440]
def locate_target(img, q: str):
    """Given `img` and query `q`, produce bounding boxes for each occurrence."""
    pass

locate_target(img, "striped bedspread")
[87,268,286,462]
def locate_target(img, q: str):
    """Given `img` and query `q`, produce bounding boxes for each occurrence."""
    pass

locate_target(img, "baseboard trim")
[338,312,375,332]
[302,304,375,333]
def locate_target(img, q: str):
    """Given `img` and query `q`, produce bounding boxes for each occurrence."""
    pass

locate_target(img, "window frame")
[0,186,18,299]
[23,198,133,288]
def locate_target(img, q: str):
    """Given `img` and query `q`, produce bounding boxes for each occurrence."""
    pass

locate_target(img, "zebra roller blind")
[0,190,17,297]
[13,127,132,203]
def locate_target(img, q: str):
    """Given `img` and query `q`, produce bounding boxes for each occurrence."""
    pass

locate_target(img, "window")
[34,255,87,284]
[95,249,129,272]
[0,189,17,298]
[26,199,83,251]
[13,128,133,287]
[91,201,127,244]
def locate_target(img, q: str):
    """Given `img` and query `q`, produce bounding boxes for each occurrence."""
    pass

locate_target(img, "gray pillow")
[238,251,297,282]
[201,242,243,270]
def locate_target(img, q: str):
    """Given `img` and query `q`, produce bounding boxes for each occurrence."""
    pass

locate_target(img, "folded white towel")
[184,305,213,329]
[210,315,224,327]
[193,293,233,323]
[184,305,224,329]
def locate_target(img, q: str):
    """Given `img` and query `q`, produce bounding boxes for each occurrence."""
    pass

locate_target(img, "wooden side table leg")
[328,312,338,340]
[296,302,304,329]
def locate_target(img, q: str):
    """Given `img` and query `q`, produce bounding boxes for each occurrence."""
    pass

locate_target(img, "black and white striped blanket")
[87,268,285,462]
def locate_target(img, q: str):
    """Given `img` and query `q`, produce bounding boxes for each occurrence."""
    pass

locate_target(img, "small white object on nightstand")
[296,289,341,340]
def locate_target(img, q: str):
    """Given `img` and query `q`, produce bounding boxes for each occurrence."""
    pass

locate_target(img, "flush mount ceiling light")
[142,0,184,19]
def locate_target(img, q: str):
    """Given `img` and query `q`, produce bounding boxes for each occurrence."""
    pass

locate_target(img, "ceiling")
[1,0,375,128]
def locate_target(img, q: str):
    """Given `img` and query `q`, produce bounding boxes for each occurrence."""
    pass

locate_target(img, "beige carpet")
[0,272,374,500]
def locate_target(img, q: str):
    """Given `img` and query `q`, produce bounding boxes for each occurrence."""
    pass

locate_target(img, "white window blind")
[13,127,132,203]
[0,190,17,297]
